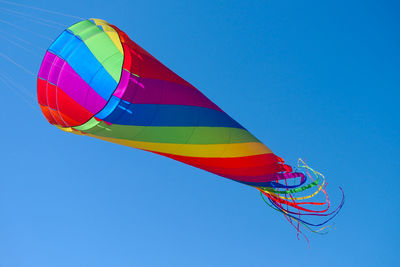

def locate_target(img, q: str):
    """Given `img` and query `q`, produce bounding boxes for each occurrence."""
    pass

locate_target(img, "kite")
[37,19,344,240]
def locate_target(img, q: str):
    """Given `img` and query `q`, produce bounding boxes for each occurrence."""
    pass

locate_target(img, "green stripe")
[68,20,123,82]
[259,177,320,194]
[83,122,261,144]
[73,117,100,131]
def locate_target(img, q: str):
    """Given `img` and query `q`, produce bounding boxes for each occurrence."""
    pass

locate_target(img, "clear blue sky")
[0,0,399,266]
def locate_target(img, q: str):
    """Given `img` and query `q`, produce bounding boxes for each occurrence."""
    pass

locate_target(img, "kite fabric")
[37,19,343,239]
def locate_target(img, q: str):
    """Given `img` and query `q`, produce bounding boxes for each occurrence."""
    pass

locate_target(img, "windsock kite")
[37,19,344,239]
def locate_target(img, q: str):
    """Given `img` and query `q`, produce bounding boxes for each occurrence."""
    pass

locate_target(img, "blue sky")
[0,0,399,266]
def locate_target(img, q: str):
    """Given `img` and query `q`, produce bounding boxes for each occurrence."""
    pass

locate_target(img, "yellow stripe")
[261,182,324,201]
[56,125,73,132]
[56,126,85,136]
[90,18,124,54]
[87,134,273,158]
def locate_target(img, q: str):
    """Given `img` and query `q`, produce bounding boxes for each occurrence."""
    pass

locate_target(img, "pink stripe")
[113,69,131,98]
[208,167,296,184]
[38,52,57,80]
[38,52,107,115]
[48,56,64,85]
[115,70,223,111]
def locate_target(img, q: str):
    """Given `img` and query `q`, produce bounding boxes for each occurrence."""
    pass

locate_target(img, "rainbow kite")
[37,19,343,240]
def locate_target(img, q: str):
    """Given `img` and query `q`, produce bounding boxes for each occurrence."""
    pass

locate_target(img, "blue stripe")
[96,96,120,119]
[98,98,244,128]
[238,178,307,187]
[48,30,117,101]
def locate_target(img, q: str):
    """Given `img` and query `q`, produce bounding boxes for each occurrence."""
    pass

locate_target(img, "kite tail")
[256,159,344,243]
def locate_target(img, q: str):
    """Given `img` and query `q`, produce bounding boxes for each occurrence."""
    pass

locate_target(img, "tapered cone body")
[38,19,343,235]
[37,19,291,186]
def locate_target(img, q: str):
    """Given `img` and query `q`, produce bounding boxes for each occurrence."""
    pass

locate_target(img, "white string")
[0,18,53,41]
[0,6,66,27]
[0,1,81,113]
[0,51,35,76]
[0,30,40,54]
[0,28,46,52]
[0,74,38,111]
[0,0,84,20]
[1,72,36,100]
[0,7,64,29]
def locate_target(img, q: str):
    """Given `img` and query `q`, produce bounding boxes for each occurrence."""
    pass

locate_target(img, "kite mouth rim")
[37,18,126,129]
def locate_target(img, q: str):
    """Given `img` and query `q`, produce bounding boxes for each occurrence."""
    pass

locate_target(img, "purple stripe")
[48,56,65,85]
[38,52,107,114]
[213,171,305,184]
[38,52,57,80]
[114,70,223,111]
[113,69,131,98]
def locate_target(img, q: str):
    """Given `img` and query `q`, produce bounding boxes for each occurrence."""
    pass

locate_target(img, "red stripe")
[112,25,197,90]
[37,78,48,106]
[48,109,67,127]
[38,77,94,126]
[153,152,285,168]
[43,82,67,126]
[197,162,291,177]
[150,151,292,183]
[39,104,58,125]
[206,165,292,183]
[56,87,94,126]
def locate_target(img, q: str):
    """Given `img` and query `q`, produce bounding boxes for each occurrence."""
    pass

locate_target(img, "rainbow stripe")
[37,19,343,237]
[38,19,291,186]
